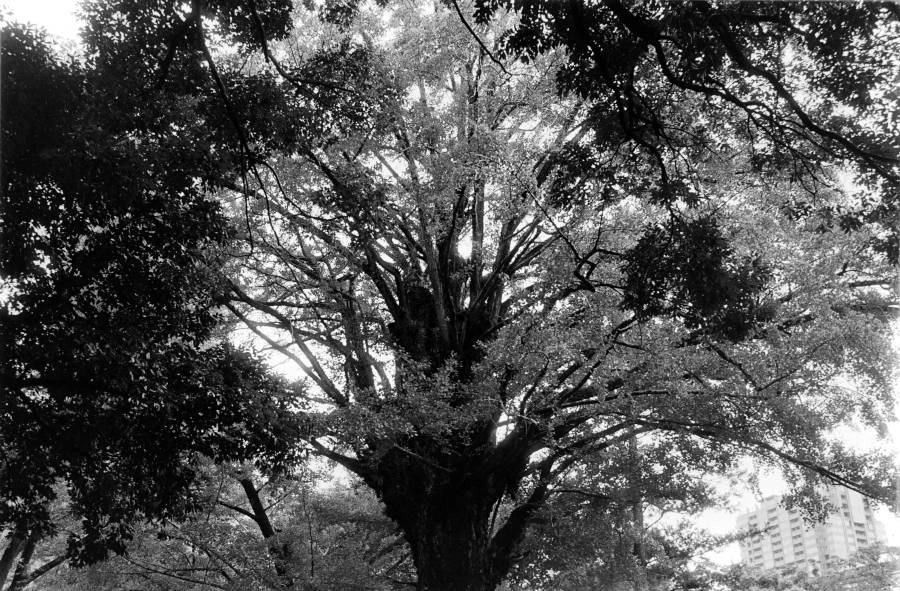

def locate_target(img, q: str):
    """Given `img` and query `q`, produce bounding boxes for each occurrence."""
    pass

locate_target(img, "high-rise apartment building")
[736,486,888,573]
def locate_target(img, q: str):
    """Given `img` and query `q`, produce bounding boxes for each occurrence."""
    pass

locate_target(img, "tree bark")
[368,437,539,591]
[409,494,495,591]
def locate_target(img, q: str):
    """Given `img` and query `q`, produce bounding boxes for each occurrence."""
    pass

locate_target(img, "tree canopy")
[1,1,898,590]
[0,22,301,567]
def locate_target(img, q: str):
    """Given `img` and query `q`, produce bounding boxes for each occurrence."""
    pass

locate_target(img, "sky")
[2,0,80,39]
[3,0,898,568]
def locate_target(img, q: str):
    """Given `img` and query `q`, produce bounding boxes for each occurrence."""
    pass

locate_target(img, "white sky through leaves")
[2,0,80,40]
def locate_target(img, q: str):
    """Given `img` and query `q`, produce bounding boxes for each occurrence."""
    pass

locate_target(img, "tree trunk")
[366,424,542,591]
[19,555,66,588]
[240,478,293,586]
[7,534,37,591]
[411,495,495,591]
[369,455,506,591]
[0,536,25,590]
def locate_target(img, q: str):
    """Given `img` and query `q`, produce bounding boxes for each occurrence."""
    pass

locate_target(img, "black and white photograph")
[1,1,898,589]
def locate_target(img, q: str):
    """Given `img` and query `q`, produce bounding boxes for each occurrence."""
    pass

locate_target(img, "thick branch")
[309,439,366,478]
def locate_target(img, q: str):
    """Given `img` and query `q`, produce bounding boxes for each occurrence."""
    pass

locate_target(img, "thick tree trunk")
[370,453,528,591]
[412,496,495,591]
[368,455,503,591]
[363,419,545,591]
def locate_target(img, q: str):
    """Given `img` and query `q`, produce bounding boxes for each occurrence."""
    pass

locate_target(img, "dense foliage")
[480,0,900,264]
[27,466,414,591]
[0,22,299,568]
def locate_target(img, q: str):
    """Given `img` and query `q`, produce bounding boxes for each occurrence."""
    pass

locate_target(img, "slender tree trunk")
[628,434,647,591]
[7,534,37,591]
[19,555,66,588]
[0,536,25,590]
[240,478,294,587]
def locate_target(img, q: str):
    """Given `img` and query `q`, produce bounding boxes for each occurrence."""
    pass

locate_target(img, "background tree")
[711,544,900,591]
[31,464,414,591]
[1,21,302,570]
[502,448,738,590]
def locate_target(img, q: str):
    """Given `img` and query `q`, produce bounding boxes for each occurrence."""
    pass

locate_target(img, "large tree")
[211,3,896,589]
[5,1,899,590]
[0,21,302,577]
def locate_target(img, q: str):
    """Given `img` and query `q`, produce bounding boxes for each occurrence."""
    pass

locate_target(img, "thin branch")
[549,488,614,502]
[122,558,228,590]
[218,500,259,523]
[246,0,354,93]
[707,342,761,391]
[449,0,511,77]
[226,285,347,405]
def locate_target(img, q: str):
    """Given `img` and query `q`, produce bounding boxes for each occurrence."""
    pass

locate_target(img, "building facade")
[736,486,888,574]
